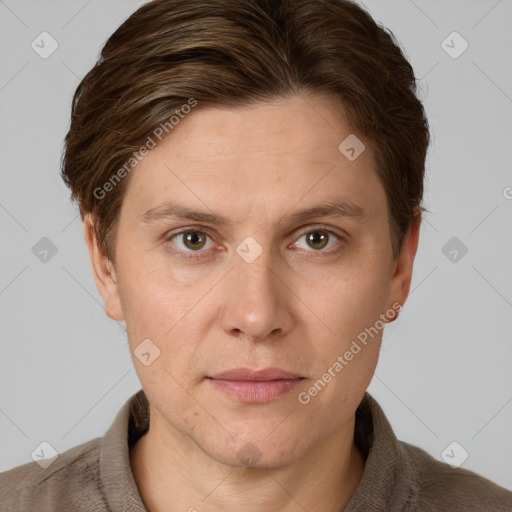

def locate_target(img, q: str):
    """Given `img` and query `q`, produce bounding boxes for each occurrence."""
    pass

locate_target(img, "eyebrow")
[141,198,365,228]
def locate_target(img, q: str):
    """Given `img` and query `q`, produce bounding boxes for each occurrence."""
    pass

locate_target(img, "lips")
[208,367,302,381]
[206,367,305,403]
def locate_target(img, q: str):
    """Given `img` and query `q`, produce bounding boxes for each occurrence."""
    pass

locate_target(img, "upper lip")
[208,367,302,381]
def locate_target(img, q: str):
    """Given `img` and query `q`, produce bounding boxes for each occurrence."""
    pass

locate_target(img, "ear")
[83,213,124,321]
[385,213,422,322]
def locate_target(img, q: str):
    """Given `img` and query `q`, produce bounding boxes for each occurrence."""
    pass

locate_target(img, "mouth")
[206,367,305,403]
[208,367,303,381]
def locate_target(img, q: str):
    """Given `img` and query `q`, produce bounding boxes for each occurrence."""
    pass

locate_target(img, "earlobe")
[384,304,401,323]
[83,213,125,321]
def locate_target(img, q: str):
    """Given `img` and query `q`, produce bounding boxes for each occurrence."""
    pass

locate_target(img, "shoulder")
[0,437,108,511]
[399,440,512,511]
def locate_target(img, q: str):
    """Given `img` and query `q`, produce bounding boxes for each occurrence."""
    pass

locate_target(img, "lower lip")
[207,378,303,403]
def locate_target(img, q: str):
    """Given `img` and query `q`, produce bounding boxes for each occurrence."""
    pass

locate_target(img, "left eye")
[292,229,341,252]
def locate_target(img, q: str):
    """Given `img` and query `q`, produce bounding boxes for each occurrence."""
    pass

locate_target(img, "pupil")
[186,232,204,249]
[308,231,328,250]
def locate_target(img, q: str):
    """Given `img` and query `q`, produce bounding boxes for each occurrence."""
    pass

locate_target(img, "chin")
[203,432,305,470]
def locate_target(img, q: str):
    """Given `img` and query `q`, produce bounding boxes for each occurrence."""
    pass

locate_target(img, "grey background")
[1,0,511,492]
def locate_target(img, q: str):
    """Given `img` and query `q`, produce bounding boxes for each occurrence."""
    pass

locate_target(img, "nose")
[219,245,294,342]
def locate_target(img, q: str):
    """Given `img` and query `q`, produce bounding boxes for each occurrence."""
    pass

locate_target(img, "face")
[85,93,419,468]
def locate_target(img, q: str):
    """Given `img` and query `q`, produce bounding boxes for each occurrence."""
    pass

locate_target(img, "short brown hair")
[61,0,430,263]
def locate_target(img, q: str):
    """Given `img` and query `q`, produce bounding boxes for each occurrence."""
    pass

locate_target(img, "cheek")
[117,255,193,334]
[294,257,389,401]
[302,258,390,339]
[118,265,216,382]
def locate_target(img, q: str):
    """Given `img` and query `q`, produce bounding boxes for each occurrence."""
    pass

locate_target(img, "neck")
[129,406,365,512]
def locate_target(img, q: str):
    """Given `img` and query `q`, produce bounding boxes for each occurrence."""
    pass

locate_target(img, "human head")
[61,0,428,470]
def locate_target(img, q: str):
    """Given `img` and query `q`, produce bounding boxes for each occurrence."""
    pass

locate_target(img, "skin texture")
[84,93,421,512]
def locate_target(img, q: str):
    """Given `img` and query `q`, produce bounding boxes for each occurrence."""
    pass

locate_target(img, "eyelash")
[164,226,346,262]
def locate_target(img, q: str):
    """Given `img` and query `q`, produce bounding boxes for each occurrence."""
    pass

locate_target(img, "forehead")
[169,94,358,162]
[120,94,385,226]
